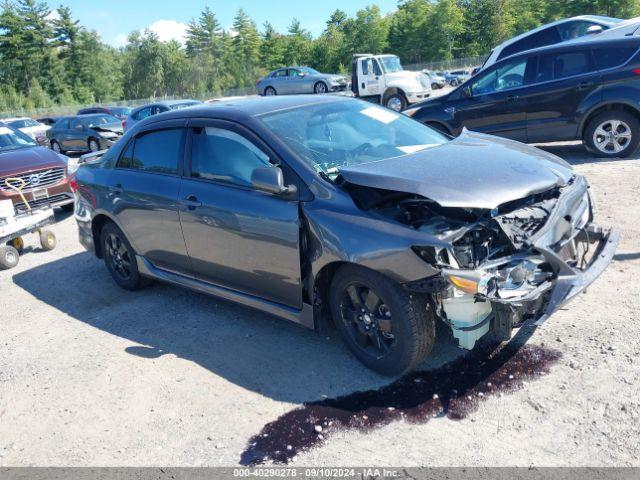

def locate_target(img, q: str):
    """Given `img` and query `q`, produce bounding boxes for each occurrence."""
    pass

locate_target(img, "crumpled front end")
[397,175,618,349]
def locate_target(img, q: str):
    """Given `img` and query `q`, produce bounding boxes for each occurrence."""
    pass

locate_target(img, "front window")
[379,56,403,73]
[190,127,272,187]
[0,125,37,151]
[260,100,448,178]
[471,57,529,95]
[300,67,319,75]
[7,119,40,129]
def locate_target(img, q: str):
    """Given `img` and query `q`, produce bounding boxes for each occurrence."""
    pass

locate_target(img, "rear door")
[178,120,302,308]
[108,122,191,275]
[524,47,600,142]
[270,69,289,94]
[448,55,534,141]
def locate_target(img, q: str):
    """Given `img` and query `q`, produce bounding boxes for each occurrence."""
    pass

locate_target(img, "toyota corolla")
[73,95,618,376]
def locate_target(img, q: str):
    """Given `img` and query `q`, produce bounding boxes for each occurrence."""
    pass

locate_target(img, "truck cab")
[351,54,431,111]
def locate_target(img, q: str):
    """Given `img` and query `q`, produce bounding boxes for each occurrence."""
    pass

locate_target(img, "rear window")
[536,50,596,82]
[593,45,638,69]
[118,128,183,174]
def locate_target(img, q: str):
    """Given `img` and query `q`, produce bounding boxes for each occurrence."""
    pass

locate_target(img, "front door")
[358,57,381,96]
[178,121,302,309]
[108,124,191,275]
[67,117,87,150]
[450,55,534,142]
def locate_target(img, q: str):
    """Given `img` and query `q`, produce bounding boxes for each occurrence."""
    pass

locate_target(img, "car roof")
[496,35,640,64]
[1,117,29,122]
[141,94,352,123]
[495,15,623,51]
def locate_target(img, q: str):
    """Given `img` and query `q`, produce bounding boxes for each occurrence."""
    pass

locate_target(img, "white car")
[481,15,625,70]
[1,117,50,145]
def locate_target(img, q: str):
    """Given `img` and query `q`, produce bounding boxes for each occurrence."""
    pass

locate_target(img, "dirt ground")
[0,141,638,467]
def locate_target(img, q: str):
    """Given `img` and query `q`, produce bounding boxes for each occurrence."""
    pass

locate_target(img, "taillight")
[633,68,640,75]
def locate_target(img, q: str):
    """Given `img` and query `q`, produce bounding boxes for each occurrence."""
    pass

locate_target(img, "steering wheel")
[500,74,523,90]
[353,142,375,156]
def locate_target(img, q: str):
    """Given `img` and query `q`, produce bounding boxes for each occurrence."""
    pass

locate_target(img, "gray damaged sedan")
[257,67,348,96]
[73,95,618,376]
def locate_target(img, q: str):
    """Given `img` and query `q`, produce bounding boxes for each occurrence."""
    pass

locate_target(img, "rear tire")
[584,110,640,158]
[100,222,148,291]
[0,245,19,270]
[264,86,277,96]
[330,265,436,376]
[8,237,24,254]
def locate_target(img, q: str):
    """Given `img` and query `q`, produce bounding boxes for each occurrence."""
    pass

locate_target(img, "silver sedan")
[257,67,348,96]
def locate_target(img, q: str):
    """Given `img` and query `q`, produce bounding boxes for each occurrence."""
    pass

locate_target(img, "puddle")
[240,344,561,465]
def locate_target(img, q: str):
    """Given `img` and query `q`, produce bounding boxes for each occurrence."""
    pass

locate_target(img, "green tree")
[260,22,286,70]
[231,8,261,86]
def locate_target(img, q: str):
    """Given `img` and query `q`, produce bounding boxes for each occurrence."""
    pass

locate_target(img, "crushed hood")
[338,130,573,210]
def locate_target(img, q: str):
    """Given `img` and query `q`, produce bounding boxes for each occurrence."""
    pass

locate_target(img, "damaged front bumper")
[409,175,619,350]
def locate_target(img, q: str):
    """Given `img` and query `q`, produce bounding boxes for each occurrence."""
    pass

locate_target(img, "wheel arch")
[580,101,640,137]
[91,212,128,259]
[382,86,407,103]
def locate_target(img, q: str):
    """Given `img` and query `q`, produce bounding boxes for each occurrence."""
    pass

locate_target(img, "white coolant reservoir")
[443,292,493,350]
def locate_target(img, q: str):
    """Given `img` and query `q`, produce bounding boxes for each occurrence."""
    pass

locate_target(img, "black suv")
[404,37,640,158]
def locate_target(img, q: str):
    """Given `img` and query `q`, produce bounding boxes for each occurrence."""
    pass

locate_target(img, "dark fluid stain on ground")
[240,344,561,465]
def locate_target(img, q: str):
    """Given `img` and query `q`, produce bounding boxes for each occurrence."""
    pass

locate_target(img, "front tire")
[100,222,148,291]
[330,265,435,376]
[314,82,328,94]
[384,93,407,112]
[51,140,63,154]
[88,138,100,152]
[39,229,56,251]
[584,110,640,158]
[0,245,19,270]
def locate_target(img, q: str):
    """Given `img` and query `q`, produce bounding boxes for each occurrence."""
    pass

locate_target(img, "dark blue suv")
[404,37,640,158]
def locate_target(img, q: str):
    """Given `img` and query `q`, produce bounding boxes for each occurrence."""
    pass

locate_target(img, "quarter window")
[593,45,638,70]
[471,58,530,95]
[118,128,183,174]
[190,127,272,187]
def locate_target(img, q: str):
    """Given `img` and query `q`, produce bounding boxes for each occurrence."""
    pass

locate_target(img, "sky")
[45,0,399,48]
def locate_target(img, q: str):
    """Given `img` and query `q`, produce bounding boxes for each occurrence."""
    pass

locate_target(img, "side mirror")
[462,85,472,98]
[251,166,297,195]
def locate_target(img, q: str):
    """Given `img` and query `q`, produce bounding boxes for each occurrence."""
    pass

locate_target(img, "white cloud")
[147,19,188,44]
[113,33,129,48]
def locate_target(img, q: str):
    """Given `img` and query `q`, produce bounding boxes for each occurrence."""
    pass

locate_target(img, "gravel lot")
[0,141,638,467]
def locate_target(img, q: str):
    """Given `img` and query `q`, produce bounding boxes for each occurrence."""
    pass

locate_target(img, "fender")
[577,91,640,135]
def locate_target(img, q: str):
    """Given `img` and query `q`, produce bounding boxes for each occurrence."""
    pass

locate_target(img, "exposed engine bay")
[343,174,607,350]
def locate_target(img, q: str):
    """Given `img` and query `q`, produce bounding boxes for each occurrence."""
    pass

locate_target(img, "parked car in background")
[124,100,201,132]
[351,54,431,111]
[0,123,73,212]
[422,70,446,89]
[257,67,348,96]
[36,116,62,126]
[78,106,132,120]
[404,36,640,158]
[444,70,471,86]
[481,15,624,71]
[47,113,123,154]
[73,95,616,376]
[1,117,50,145]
